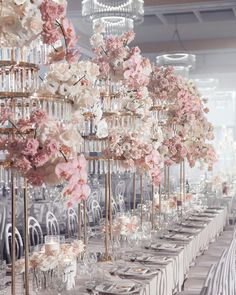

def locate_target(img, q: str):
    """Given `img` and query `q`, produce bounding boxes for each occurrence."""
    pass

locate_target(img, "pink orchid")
[71,184,91,203]
[61,19,78,49]
[55,161,74,180]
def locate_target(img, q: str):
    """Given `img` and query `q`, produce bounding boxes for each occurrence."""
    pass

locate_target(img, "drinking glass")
[83,252,97,283]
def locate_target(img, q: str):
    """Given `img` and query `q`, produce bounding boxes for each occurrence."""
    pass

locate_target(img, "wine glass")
[83,252,97,283]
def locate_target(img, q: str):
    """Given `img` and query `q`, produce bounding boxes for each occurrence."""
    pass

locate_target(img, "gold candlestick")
[23,178,29,295]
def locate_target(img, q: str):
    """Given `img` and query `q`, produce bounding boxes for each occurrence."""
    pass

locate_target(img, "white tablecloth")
[5,208,227,295]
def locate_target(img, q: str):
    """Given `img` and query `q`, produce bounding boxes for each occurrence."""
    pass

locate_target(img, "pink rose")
[22,138,39,156]
[30,109,47,128]
[40,0,66,22]
[32,152,49,167]
[14,157,31,173]
[44,138,58,155]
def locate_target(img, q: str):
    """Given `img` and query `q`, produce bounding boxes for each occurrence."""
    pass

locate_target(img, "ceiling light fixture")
[82,0,144,35]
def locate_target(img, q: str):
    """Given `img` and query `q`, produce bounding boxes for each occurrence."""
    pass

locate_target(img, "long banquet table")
[5,207,228,295]
[76,207,227,295]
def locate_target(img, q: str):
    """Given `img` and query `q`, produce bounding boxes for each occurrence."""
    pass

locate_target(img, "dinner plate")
[134,255,170,265]
[151,243,183,252]
[95,282,142,295]
[163,233,192,241]
[116,266,159,278]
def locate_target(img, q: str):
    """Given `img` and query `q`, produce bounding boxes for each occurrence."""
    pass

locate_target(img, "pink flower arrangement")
[39,0,80,63]
[104,132,162,186]
[0,108,90,206]
[55,155,91,207]
[148,66,179,101]
[162,136,188,165]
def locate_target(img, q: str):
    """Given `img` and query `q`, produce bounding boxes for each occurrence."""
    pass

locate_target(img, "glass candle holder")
[44,235,60,255]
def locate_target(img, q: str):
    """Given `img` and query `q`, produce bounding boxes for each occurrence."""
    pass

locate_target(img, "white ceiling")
[67,0,236,92]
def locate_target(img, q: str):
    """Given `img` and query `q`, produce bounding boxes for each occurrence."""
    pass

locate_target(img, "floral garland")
[0,108,89,207]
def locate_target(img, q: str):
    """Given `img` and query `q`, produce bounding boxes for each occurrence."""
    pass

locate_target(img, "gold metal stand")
[11,173,16,295]
[83,200,87,246]
[180,161,183,217]
[167,166,170,199]
[140,174,143,226]
[78,204,81,240]
[133,173,136,211]
[104,172,110,260]
[151,185,155,229]
[108,160,112,241]
[23,179,29,295]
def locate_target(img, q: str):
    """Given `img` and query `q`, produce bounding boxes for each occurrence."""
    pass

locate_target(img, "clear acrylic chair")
[28,216,43,247]
[46,211,60,235]
[67,208,78,237]
[4,223,23,263]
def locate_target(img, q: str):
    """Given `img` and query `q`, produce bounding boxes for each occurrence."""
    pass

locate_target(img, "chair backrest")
[67,208,78,237]
[202,232,236,295]
[111,198,118,216]
[0,205,6,241]
[90,199,102,225]
[143,190,151,201]
[87,191,100,209]
[28,216,43,247]
[115,181,125,199]
[4,223,23,263]
[116,194,126,213]
[46,211,59,235]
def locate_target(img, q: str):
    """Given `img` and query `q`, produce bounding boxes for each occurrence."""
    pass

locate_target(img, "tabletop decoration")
[15,240,85,291]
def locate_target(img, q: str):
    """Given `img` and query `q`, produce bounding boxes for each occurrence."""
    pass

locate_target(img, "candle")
[44,235,60,255]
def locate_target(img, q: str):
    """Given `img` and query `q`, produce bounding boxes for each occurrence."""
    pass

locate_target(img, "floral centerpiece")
[103,131,162,186]
[0,108,90,207]
[113,214,139,237]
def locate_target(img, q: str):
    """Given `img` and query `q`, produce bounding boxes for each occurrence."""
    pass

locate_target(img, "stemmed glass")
[53,267,68,295]
[83,252,98,283]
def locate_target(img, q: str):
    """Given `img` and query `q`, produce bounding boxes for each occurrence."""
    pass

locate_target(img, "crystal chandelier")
[82,0,144,35]
[156,53,196,78]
